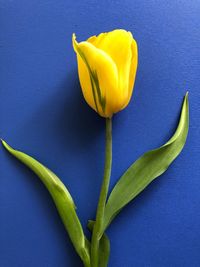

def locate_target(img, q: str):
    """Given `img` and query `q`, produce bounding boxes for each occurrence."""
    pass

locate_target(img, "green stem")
[91,118,112,267]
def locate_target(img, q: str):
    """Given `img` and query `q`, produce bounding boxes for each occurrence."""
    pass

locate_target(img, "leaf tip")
[1,139,12,152]
[182,92,189,108]
[1,138,6,147]
[184,92,189,109]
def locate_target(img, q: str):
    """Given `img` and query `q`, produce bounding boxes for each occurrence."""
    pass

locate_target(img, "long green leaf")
[1,140,90,267]
[102,92,189,233]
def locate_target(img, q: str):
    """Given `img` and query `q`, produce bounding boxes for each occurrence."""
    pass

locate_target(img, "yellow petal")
[123,39,138,109]
[73,34,119,117]
[87,29,134,108]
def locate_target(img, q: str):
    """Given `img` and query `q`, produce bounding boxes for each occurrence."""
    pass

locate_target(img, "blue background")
[0,1,200,266]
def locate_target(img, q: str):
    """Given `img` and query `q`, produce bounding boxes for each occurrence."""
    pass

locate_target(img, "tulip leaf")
[1,140,90,267]
[88,220,110,267]
[102,92,189,233]
[98,232,110,267]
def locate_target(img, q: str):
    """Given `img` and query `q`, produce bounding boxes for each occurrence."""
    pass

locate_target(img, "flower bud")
[73,29,138,117]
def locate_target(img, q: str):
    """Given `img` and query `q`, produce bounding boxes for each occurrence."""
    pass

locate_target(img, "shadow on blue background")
[1,0,200,266]
[18,71,104,151]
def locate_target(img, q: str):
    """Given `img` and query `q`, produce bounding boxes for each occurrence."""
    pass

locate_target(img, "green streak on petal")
[89,72,99,113]
[92,70,106,113]
[74,41,106,115]
[74,43,99,112]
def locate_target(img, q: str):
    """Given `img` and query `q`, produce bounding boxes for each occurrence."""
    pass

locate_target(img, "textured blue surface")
[0,1,200,266]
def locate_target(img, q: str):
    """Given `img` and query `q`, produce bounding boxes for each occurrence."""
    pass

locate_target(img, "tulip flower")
[1,27,189,267]
[73,29,138,117]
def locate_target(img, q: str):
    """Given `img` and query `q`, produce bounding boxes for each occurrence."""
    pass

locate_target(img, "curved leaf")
[102,92,189,233]
[1,140,90,266]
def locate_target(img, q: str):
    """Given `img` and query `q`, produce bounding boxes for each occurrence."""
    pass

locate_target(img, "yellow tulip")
[72,29,138,118]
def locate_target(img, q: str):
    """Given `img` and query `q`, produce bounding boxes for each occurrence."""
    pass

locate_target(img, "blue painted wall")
[0,1,199,266]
